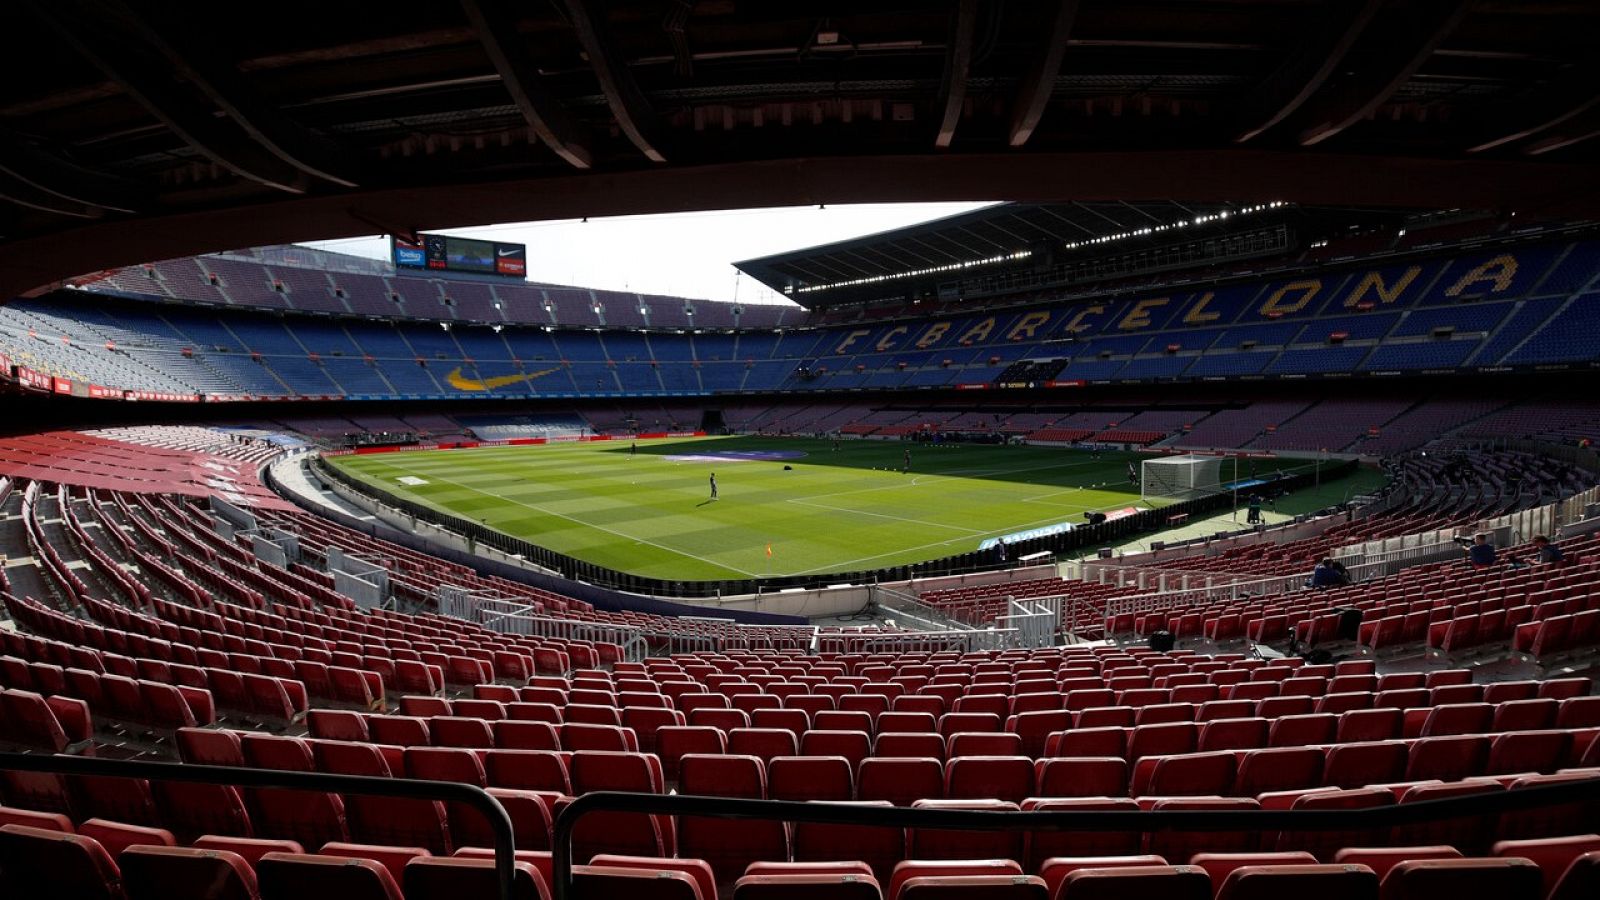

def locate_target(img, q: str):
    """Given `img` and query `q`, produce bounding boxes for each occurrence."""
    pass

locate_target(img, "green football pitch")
[328,436,1340,582]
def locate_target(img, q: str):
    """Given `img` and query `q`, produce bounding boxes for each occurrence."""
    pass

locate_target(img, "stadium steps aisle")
[0,492,52,603]
[1498,291,1587,364]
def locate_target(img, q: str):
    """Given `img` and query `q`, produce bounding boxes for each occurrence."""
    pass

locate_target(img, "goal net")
[1141,454,1226,502]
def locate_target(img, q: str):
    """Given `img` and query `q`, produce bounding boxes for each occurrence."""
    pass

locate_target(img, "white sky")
[300,202,994,305]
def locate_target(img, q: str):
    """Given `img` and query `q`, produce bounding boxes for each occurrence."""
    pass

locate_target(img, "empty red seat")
[1392,780,1503,851]
[568,750,669,859]
[191,836,305,868]
[908,799,1022,861]
[484,749,570,793]
[1076,707,1135,729]
[877,712,937,734]
[1214,863,1377,900]
[1235,747,1324,796]
[1377,857,1541,900]
[1189,852,1319,893]
[314,740,452,853]
[431,717,495,749]
[1268,714,1336,747]
[729,727,799,763]
[1048,726,1126,759]
[576,865,703,900]
[0,807,71,832]
[945,756,1034,803]
[948,732,1023,758]
[801,730,872,768]
[587,854,716,900]
[768,755,854,802]
[889,860,1023,900]
[1143,751,1237,797]
[1491,834,1600,897]
[1054,864,1212,900]
[1558,696,1600,728]
[656,726,726,783]
[150,779,253,844]
[241,734,350,849]
[688,708,750,733]
[1332,846,1463,880]
[876,732,947,761]
[677,754,788,883]
[120,845,258,900]
[1550,851,1600,900]
[897,874,1045,900]
[815,710,875,735]
[1487,729,1571,775]
[0,825,122,899]
[1022,798,1143,865]
[403,858,547,900]
[1406,736,1490,783]
[792,801,905,882]
[1539,678,1591,701]
[1034,757,1128,798]
[317,842,431,885]
[78,817,175,858]
[1323,741,1409,789]
[370,716,430,747]
[1199,718,1268,752]
[1128,722,1197,761]
[307,710,370,742]
[256,852,403,900]
[858,757,945,807]
[1421,703,1493,737]
[560,722,637,752]
[1337,709,1402,744]
[1009,711,1072,758]
[1037,856,1168,898]
[1145,797,1260,861]
[939,713,1002,737]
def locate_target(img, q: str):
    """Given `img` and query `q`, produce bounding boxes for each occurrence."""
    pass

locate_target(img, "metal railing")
[814,628,1021,654]
[549,780,1600,900]
[0,752,517,900]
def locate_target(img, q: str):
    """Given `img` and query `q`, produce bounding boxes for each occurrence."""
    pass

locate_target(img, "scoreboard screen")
[393,233,526,277]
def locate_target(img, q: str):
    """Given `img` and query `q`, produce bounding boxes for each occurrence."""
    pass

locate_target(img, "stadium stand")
[8,236,1600,402]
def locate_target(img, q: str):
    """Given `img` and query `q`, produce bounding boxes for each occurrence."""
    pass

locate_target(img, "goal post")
[1141,453,1226,502]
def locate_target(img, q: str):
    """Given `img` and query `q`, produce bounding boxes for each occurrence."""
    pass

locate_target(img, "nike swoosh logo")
[497,248,520,257]
[446,366,560,391]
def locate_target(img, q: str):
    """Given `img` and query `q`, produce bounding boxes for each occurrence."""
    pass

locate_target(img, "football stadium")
[1,3,1599,900]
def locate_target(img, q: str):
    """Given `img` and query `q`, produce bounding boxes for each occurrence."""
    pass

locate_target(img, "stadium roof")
[3,1,1599,298]
[734,201,1411,308]
[735,201,1239,306]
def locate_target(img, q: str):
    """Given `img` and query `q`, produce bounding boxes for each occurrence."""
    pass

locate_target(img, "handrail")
[550,778,1600,900]
[0,752,518,900]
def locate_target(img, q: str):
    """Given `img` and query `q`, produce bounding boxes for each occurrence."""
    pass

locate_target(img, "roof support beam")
[1008,1,1081,147]
[1468,64,1600,154]
[83,0,360,188]
[559,0,666,162]
[460,0,592,169]
[1233,0,1384,143]
[1296,0,1471,146]
[0,134,146,215]
[24,1,311,194]
[1522,104,1600,156]
[935,0,979,149]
